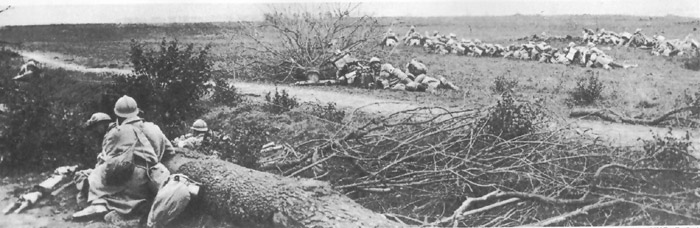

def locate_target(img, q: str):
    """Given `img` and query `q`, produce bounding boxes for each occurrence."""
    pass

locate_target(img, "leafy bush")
[480,92,539,140]
[490,74,519,94]
[570,71,605,105]
[211,77,242,107]
[264,89,299,114]
[105,39,213,137]
[308,102,345,123]
[0,54,106,173]
[683,49,700,71]
[203,107,275,169]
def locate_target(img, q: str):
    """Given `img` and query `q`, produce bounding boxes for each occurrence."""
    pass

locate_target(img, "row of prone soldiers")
[333,52,460,93]
[582,28,699,57]
[421,33,636,70]
[384,27,636,70]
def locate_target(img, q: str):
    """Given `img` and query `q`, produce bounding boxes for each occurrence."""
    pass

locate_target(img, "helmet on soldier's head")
[568,42,576,47]
[369,57,381,64]
[433,30,439,35]
[86,112,111,127]
[635,28,642,33]
[587,42,596,48]
[449,33,456,38]
[380,64,394,73]
[191,119,208,132]
[114,95,139,118]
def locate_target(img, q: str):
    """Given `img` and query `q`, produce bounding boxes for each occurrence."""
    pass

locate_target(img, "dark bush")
[308,102,345,123]
[570,71,605,105]
[211,77,242,107]
[0,53,106,173]
[105,39,213,137]
[490,73,518,94]
[683,49,700,71]
[203,107,275,169]
[480,92,538,140]
[264,89,299,114]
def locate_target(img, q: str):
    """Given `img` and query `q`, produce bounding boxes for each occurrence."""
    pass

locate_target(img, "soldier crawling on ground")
[368,57,460,93]
[404,59,460,92]
[13,59,42,81]
[369,57,420,91]
[381,29,399,47]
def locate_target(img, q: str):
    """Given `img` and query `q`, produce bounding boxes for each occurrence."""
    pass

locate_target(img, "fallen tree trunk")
[569,106,699,125]
[162,152,400,228]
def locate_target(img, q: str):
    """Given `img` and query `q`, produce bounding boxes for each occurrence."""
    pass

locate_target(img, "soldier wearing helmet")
[85,112,114,136]
[173,119,211,149]
[74,95,173,222]
[73,112,115,208]
[369,57,418,91]
[13,59,42,81]
[405,59,460,93]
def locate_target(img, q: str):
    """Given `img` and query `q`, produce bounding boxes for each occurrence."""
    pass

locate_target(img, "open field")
[3,14,700,227]
[1,15,699,119]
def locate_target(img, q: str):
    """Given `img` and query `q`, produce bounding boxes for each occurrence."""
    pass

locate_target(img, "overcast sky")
[0,0,698,26]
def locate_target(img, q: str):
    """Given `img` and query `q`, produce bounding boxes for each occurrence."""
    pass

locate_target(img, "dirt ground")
[0,172,92,228]
[5,50,700,227]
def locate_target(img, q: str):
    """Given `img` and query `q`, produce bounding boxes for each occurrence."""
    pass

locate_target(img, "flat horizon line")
[2,14,698,27]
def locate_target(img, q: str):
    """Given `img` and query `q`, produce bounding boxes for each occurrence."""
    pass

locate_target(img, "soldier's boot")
[438,76,460,91]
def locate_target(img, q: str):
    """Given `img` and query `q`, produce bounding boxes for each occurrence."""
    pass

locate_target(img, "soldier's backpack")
[406,59,427,76]
[147,174,201,228]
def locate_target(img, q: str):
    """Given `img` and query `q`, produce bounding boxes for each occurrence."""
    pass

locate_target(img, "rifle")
[3,165,78,214]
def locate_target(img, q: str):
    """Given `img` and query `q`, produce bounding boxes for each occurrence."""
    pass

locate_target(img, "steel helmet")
[190,119,208,132]
[114,95,139,118]
[369,57,381,64]
[86,112,111,127]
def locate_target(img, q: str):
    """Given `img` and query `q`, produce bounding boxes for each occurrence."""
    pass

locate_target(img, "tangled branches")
[263,94,700,226]
[237,3,380,81]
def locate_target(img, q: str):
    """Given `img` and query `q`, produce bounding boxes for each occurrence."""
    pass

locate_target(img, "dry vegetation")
[2,11,700,227]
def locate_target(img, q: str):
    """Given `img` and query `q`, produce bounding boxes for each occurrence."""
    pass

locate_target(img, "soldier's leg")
[404,82,418,92]
[437,76,460,91]
[391,83,407,91]
[414,74,427,84]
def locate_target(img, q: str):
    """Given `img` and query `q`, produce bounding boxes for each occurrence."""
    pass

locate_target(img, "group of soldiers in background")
[385,25,698,70]
[388,27,637,70]
[582,28,699,57]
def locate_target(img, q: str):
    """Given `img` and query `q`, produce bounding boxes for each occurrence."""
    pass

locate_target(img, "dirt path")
[235,82,423,115]
[11,49,131,75]
[7,46,700,228]
[13,50,700,150]
[15,50,700,147]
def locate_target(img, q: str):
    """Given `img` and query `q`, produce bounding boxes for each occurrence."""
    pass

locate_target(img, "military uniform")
[375,64,416,90]
[13,60,42,81]
[87,117,173,215]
